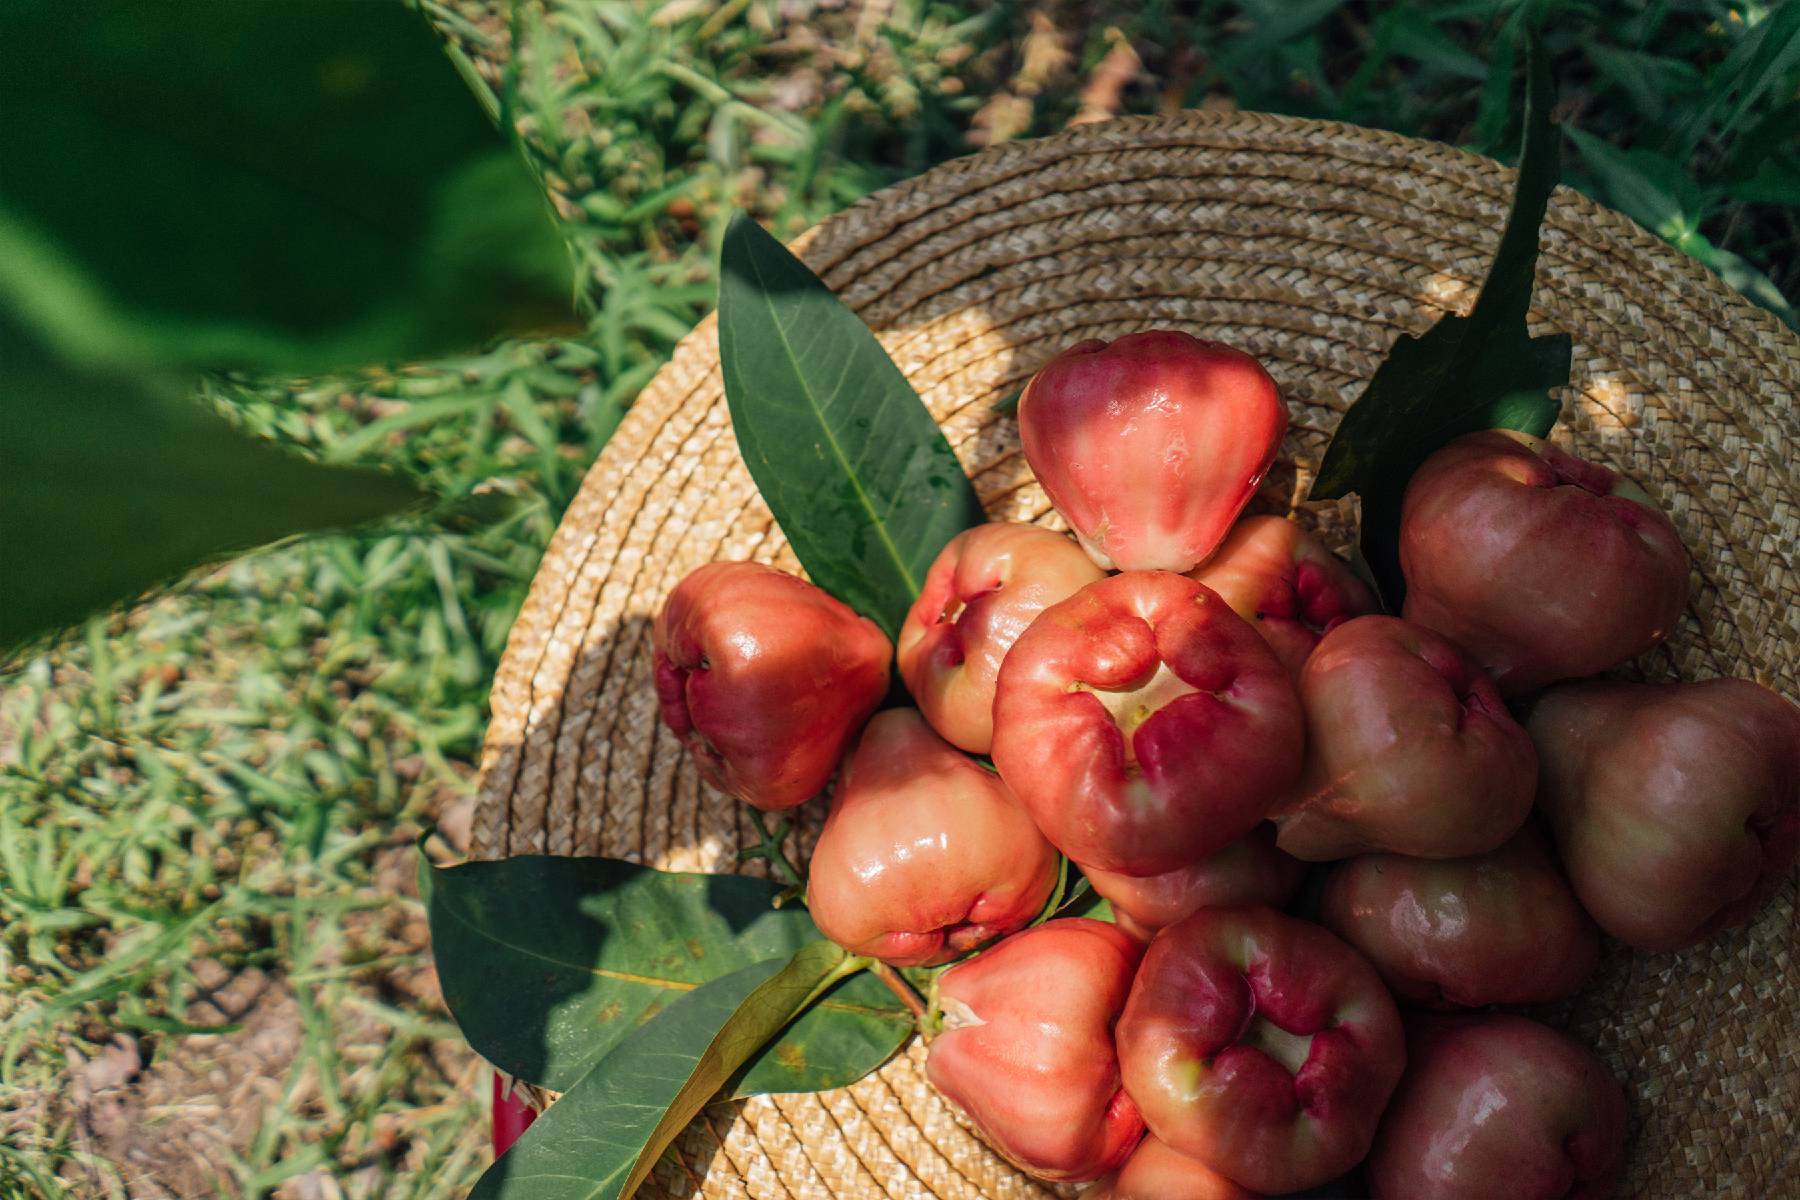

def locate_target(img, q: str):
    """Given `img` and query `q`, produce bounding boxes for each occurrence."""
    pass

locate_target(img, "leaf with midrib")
[717,214,984,638]
[470,943,860,1200]
[1308,30,1571,609]
[422,853,912,1098]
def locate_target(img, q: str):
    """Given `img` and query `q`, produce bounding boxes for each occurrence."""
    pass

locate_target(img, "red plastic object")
[492,1069,539,1156]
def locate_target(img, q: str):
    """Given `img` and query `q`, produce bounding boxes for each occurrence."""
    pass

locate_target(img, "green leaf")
[1565,128,1698,240]
[0,0,575,374]
[1309,32,1571,608]
[471,943,860,1200]
[1565,129,1796,328]
[1727,159,1800,207]
[0,319,426,650]
[422,853,911,1098]
[717,214,984,639]
[1668,1,1800,157]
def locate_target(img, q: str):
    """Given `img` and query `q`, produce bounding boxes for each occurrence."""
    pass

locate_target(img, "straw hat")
[471,110,1798,1199]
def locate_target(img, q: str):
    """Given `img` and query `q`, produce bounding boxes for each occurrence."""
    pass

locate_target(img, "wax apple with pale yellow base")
[806,709,1059,967]
[927,918,1146,1183]
[896,522,1103,753]
[991,572,1304,877]
[1189,515,1378,678]
[1399,430,1688,696]
[653,561,891,810]
[1529,677,1800,952]
[1082,1136,1260,1200]
[1083,824,1305,942]
[1368,1015,1627,1200]
[1017,330,1288,573]
[1271,616,1536,861]
[1319,824,1598,1007]
[1115,905,1405,1195]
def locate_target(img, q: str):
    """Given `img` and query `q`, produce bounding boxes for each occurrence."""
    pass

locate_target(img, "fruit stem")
[740,809,806,891]
[870,960,931,1032]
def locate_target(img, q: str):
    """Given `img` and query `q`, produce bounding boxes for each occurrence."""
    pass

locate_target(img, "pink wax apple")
[1529,677,1800,952]
[1189,516,1379,678]
[1083,824,1306,942]
[927,918,1146,1183]
[1017,330,1288,572]
[991,572,1304,876]
[1319,824,1599,1008]
[805,709,1059,967]
[1368,1014,1627,1200]
[1115,905,1405,1195]
[1082,1135,1259,1200]
[1399,429,1689,696]
[1270,615,1537,861]
[652,561,891,810]
[896,522,1103,753]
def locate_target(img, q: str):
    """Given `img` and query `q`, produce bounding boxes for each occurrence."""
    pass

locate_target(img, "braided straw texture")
[471,111,1798,1199]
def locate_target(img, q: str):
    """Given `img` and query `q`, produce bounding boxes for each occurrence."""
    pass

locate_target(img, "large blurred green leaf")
[0,0,575,373]
[0,320,426,649]
[422,852,912,1099]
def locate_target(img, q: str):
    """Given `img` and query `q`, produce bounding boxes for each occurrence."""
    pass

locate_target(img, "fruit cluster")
[652,330,1800,1198]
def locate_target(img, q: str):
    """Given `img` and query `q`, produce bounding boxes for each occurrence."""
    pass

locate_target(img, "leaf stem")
[740,809,806,894]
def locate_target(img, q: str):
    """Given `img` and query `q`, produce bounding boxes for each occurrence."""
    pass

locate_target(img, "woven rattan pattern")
[471,111,1798,1199]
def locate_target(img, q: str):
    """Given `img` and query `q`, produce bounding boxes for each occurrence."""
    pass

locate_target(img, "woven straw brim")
[471,110,1799,1199]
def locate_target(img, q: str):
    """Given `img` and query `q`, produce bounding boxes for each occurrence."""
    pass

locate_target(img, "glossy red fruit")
[653,562,891,811]
[1319,825,1598,1008]
[1116,905,1405,1195]
[1399,430,1689,696]
[491,1071,538,1157]
[1529,677,1800,952]
[927,918,1146,1183]
[991,572,1304,876]
[1083,824,1306,942]
[1082,1135,1260,1200]
[896,522,1103,753]
[1189,516,1378,679]
[806,709,1059,967]
[1270,615,1537,861]
[1018,330,1288,573]
[1368,1014,1627,1200]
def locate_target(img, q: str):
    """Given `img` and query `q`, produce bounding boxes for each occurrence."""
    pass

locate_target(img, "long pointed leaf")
[1309,31,1571,607]
[717,215,983,638]
[470,943,859,1200]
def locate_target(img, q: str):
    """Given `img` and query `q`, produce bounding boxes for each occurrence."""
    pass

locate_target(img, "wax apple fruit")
[1529,677,1800,952]
[1190,516,1378,678]
[1399,430,1689,695]
[927,918,1145,1182]
[1116,905,1405,1195]
[1083,1136,1258,1200]
[992,572,1304,876]
[1368,1015,1627,1200]
[896,522,1103,753]
[1270,615,1536,861]
[1084,824,1306,942]
[652,561,891,810]
[1319,825,1598,1007]
[1017,330,1287,572]
[806,709,1058,967]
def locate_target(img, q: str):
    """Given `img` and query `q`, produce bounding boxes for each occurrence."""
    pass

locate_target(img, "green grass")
[2,2,1794,1196]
